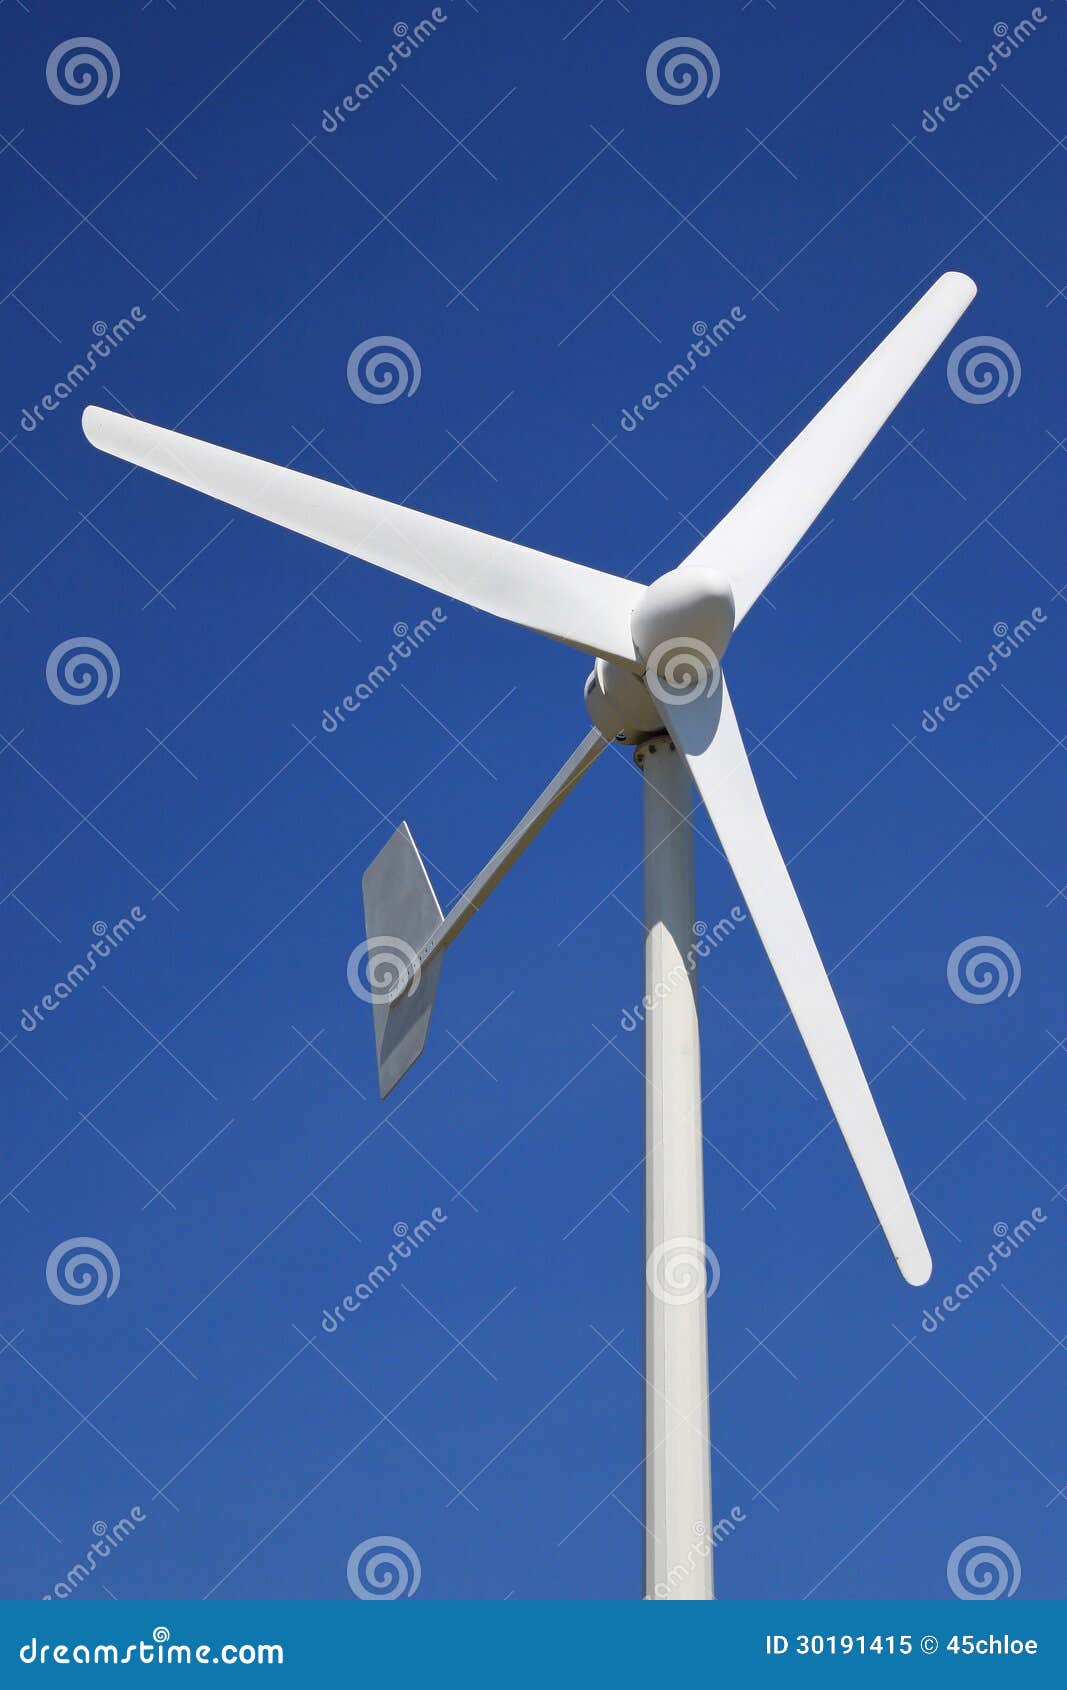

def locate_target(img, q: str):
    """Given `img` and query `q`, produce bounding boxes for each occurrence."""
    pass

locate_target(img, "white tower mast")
[640,734,713,1599]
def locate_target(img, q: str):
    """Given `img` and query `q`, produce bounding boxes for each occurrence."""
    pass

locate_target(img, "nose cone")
[630,565,735,672]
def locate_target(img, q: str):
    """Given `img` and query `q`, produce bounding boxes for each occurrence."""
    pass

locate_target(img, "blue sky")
[1,0,1064,1603]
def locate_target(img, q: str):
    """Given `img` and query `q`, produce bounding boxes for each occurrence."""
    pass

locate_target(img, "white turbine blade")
[683,272,976,625]
[82,406,643,667]
[659,680,931,1285]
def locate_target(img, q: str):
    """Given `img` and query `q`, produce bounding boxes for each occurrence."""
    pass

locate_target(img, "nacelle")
[584,658,664,744]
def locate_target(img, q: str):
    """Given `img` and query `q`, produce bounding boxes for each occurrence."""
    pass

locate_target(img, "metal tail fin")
[361,822,444,1099]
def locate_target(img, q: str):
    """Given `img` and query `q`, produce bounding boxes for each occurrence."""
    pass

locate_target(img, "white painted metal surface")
[660,682,932,1286]
[680,272,977,625]
[81,406,644,668]
[640,735,713,1600]
[361,822,445,1099]
[361,729,608,1096]
[383,728,608,1006]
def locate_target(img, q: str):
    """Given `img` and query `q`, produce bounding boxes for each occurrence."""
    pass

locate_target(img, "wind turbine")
[82,270,975,1600]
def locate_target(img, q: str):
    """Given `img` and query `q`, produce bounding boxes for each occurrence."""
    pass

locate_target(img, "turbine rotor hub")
[585,566,735,742]
[630,565,735,684]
